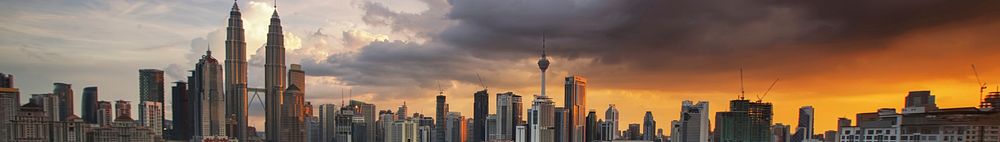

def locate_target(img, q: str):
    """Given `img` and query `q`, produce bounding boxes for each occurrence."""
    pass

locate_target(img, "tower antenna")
[739,67,745,100]
[972,64,987,108]
[757,78,780,102]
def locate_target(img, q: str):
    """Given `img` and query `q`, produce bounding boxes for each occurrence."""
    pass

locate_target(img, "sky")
[1,0,1000,133]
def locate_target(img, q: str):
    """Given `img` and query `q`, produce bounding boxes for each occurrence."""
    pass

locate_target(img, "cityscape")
[2,0,1000,142]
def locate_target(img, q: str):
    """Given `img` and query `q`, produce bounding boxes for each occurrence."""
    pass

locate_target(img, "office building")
[320,104,339,142]
[437,91,448,142]
[53,115,89,142]
[96,101,113,126]
[564,75,587,142]
[82,87,98,124]
[586,110,598,142]
[474,89,489,142]
[674,101,709,142]
[349,100,378,142]
[643,111,656,140]
[446,112,466,142]
[555,107,568,142]
[792,106,814,142]
[604,104,620,140]
[139,69,165,139]
[30,93,59,121]
[902,90,937,114]
[772,123,791,142]
[140,102,164,138]
[281,85,306,142]
[626,123,641,140]
[171,81,194,140]
[10,102,50,142]
[0,74,19,141]
[189,48,228,141]
[53,83,73,121]
[497,92,519,140]
[223,1,249,140]
[115,100,131,119]
[265,4,288,141]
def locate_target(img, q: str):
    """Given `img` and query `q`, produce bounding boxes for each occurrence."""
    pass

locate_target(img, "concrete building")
[91,116,159,142]
[320,104,339,142]
[626,123,641,140]
[0,74,19,141]
[96,101,113,126]
[9,102,50,142]
[497,92,519,140]
[714,99,773,142]
[115,100,131,120]
[838,90,1000,142]
[30,93,59,121]
[437,91,449,142]
[170,81,194,140]
[555,107,568,142]
[264,4,288,142]
[53,115,90,142]
[565,75,587,142]
[587,110,599,142]
[349,100,377,142]
[772,123,791,142]
[902,91,937,114]
[139,102,164,138]
[223,1,249,140]
[474,89,489,142]
[446,112,466,142]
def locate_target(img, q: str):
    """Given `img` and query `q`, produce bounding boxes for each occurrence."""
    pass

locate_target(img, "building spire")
[206,43,212,56]
[231,0,239,11]
[542,33,547,58]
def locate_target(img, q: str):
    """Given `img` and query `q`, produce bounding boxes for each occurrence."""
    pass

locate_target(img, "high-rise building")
[436,91,448,142]
[0,74,20,141]
[604,104,620,140]
[984,92,1000,109]
[473,89,489,142]
[487,114,498,140]
[319,104,339,142]
[82,87,98,124]
[792,106,814,142]
[265,4,288,142]
[306,104,321,142]
[140,102,164,138]
[586,110,598,142]
[564,75,587,142]
[497,92,518,140]
[675,100,709,142]
[334,107,356,142]
[30,93,59,122]
[138,69,165,138]
[902,90,938,114]
[397,102,408,120]
[512,94,523,140]
[190,48,228,141]
[554,107,568,142]
[53,115,89,142]
[643,111,656,140]
[445,112,465,142]
[115,100,131,119]
[96,101,113,126]
[714,99,773,142]
[281,85,306,142]
[53,82,73,121]
[10,102,51,141]
[771,123,790,142]
[349,100,377,142]
[390,119,419,142]
[223,1,249,140]
[288,64,305,92]
[171,81,194,140]
[626,123,641,140]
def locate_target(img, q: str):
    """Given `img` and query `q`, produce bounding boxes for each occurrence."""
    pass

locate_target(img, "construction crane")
[477,73,488,90]
[757,78,780,102]
[972,64,988,108]
[739,67,745,100]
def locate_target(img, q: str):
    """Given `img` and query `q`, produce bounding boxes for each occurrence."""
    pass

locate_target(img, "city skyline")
[2,0,1000,136]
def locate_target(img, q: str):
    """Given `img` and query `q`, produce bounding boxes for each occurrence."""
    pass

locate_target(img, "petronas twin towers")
[222,1,286,141]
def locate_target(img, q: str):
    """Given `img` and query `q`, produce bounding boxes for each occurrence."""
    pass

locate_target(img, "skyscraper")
[642,111,656,140]
[445,112,466,142]
[714,99,772,142]
[496,92,517,140]
[0,73,19,141]
[281,85,306,142]
[265,4,287,142]
[53,82,73,121]
[171,81,194,140]
[586,110,598,142]
[82,87,98,124]
[604,104,619,140]
[30,93,59,121]
[554,107,568,142]
[190,48,228,141]
[223,1,249,141]
[791,106,814,142]
[436,91,448,142]
[771,123,790,142]
[319,104,339,142]
[349,100,377,142]
[564,75,587,142]
[473,89,489,142]
[676,100,709,142]
[626,124,641,140]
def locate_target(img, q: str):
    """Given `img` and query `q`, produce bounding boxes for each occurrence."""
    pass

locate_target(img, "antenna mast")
[740,67,745,100]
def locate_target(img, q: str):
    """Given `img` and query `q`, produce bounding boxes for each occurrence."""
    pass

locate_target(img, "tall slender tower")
[224,0,249,141]
[265,4,287,141]
[530,35,556,142]
[564,75,586,142]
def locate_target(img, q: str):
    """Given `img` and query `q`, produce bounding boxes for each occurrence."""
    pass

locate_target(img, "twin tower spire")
[223,0,285,141]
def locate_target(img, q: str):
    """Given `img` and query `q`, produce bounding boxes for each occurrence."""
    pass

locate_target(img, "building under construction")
[714,99,774,142]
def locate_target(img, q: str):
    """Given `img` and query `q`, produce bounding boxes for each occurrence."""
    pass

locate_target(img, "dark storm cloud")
[306,0,1000,99]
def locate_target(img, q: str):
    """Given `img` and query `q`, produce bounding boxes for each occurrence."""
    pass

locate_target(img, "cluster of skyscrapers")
[4,1,1000,142]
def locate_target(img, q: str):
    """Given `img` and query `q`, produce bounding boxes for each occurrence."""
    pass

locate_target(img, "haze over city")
[1,0,999,142]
